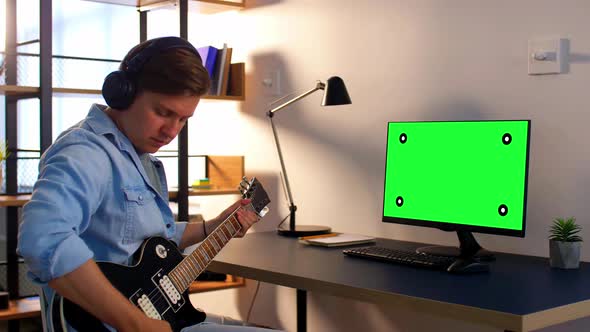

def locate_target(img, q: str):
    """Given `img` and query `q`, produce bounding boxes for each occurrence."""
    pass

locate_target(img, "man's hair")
[120,40,211,97]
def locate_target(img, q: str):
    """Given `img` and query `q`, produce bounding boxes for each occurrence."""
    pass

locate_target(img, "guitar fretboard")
[167,208,246,293]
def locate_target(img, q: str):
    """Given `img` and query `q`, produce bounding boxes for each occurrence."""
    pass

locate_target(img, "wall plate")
[528,37,567,75]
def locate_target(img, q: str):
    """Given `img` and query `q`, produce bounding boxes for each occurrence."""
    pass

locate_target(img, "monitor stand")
[415,230,495,262]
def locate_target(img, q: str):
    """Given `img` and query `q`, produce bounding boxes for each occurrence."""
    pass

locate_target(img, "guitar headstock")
[239,177,271,218]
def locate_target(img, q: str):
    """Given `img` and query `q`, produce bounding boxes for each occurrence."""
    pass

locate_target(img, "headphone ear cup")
[102,70,136,110]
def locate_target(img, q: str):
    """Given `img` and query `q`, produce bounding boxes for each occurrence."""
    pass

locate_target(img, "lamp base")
[277,225,332,237]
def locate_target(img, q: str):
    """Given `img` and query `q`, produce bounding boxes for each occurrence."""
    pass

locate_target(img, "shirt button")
[166,224,172,228]
[138,195,143,201]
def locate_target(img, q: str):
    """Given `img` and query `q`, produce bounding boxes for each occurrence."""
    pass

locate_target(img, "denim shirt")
[17,104,187,317]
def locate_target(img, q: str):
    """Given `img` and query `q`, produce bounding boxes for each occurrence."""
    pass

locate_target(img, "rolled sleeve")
[49,234,94,281]
[18,131,110,283]
[18,205,95,283]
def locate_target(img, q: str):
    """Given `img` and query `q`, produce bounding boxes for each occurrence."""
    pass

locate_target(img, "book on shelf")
[197,46,219,80]
[209,44,224,95]
[299,233,376,247]
[200,43,239,96]
[210,43,233,95]
[192,184,212,189]
[218,47,233,95]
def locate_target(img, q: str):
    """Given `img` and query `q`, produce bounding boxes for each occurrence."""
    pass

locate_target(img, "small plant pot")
[549,240,581,269]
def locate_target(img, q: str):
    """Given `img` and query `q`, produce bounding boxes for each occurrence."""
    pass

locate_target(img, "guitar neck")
[168,205,251,293]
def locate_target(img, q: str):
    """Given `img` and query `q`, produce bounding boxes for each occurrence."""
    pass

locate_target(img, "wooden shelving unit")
[0,52,245,99]
[1,2,247,329]
[202,94,245,101]
[2,154,244,201]
[84,0,245,12]
[0,188,240,204]
[0,195,31,207]
[0,71,246,100]
[0,86,100,96]
[0,85,38,96]
[169,188,240,200]
[189,275,245,293]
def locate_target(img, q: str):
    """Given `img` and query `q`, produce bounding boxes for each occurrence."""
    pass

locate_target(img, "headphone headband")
[102,36,202,110]
[125,36,201,74]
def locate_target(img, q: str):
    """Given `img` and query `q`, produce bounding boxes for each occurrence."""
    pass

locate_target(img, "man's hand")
[49,260,173,332]
[216,199,258,237]
[235,199,259,237]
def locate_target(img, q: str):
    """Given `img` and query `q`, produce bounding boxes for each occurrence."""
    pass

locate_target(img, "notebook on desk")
[299,233,376,247]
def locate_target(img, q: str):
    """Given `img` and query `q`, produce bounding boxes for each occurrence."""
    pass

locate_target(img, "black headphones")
[102,36,201,110]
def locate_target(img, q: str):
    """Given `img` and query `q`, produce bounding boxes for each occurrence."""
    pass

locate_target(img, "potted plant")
[549,217,583,269]
[0,141,9,188]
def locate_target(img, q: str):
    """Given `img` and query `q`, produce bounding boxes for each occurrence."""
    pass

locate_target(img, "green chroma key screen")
[382,120,530,236]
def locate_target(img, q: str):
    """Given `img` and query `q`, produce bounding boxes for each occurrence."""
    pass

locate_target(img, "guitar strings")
[140,203,253,318]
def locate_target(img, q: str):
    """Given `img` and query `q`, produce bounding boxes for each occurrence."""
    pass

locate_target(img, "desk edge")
[208,261,524,331]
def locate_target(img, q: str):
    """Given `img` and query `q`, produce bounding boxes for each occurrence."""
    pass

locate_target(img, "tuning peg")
[237,186,251,198]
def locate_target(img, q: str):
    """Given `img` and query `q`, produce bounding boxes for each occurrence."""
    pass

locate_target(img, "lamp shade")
[321,76,352,106]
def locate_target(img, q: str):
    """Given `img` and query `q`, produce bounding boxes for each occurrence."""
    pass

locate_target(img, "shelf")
[189,275,245,293]
[202,94,244,101]
[169,187,240,200]
[83,0,245,12]
[0,188,239,206]
[0,195,32,207]
[52,88,102,95]
[0,297,40,321]
[0,86,102,97]
[0,85,244,100]
[0,85,38,96]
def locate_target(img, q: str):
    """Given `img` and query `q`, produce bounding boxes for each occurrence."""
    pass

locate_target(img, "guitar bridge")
[137,294,161,320]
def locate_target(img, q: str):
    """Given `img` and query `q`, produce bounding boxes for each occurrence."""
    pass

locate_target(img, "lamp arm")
[269,116,295,210]
[266,81,326,232]
[267,81,325,116]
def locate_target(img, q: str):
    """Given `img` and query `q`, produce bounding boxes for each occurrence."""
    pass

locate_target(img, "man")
[18,37,273,332]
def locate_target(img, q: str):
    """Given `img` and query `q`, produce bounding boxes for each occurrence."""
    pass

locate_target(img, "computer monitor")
[382,120,530,260]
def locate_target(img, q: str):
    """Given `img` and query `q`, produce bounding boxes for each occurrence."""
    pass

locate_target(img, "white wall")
[186,0,590,331]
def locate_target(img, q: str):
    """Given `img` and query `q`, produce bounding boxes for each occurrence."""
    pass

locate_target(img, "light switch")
[528,37,568,75]
[262,70,281,96]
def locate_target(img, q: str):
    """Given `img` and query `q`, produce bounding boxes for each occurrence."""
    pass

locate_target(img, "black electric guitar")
[50,177,270,332]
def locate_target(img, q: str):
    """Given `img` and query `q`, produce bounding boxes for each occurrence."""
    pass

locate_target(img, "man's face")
[118,91,200,153]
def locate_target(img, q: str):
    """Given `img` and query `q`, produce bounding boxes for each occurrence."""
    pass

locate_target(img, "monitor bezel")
[381,119,531,238]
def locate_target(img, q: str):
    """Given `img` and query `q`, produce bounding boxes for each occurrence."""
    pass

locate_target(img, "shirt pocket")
[122,187,163,245]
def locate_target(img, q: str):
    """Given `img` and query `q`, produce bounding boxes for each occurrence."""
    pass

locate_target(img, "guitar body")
[52,237,206,332]
[50,177,271,332]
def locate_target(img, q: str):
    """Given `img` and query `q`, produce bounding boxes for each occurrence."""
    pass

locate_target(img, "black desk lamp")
[267,76,352,237]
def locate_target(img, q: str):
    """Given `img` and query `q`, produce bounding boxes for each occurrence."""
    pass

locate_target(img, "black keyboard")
[343,246,455,270]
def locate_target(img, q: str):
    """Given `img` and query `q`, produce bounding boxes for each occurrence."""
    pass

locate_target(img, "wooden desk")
[207,232,590,332]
